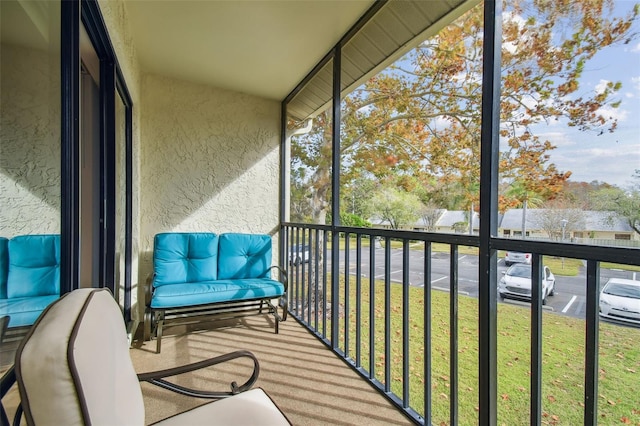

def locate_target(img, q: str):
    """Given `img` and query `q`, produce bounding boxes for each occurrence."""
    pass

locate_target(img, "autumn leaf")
[291,0,636,222]
[620,416,631,424]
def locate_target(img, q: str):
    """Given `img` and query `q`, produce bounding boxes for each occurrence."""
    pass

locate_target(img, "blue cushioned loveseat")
[0,235,60,329]
[145,232,288,353]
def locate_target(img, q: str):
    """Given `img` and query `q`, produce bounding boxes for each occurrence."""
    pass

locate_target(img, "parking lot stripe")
[562,295,577,313]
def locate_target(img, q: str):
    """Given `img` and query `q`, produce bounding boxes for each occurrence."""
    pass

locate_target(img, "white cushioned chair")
[13,288,290,425]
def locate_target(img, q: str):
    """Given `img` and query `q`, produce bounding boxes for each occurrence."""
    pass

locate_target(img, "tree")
[593,170,640,235]
[504,180,544,237]
[290,0,638,231]
[420,203,444,232]
[369,186,422,230]
[530,207,585,241]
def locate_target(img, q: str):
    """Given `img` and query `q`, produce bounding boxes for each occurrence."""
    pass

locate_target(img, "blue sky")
[536,1,640,188]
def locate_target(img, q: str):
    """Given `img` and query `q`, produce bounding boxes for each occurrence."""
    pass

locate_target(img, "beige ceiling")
[125,0,376,101]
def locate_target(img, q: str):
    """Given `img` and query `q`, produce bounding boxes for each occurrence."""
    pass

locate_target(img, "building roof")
[500,209,633,233]
[435,210,479,228]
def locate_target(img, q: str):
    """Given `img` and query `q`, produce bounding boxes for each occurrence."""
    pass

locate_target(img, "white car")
[504,251,531,266]
[288,244,310,266]
[599,278,640,326]
[498,264,555,305]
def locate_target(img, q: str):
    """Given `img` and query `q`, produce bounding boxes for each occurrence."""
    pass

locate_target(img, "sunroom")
[1,0,639,424]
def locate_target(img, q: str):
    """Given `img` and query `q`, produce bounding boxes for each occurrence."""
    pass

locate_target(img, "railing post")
[530,254,543,425]
[584,260,600,426]
[478,1,502,425]
[330,45,342,349]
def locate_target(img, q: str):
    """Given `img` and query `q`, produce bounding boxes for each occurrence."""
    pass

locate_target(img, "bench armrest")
[137,350,259,399]
[267,265,288,292]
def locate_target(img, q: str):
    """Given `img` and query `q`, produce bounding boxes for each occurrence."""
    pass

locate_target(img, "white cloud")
[596,104,629,122]
[595,79,610,95]
[631,42,640,53]
[502,126,639,186]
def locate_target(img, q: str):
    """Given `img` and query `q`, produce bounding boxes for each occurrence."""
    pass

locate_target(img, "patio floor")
[130,315,412,425]
[1,314,411,425]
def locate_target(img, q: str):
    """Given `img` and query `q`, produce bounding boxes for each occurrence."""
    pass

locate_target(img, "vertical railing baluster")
[302,231,307,323]
[450,245,459,426]
[356,234,362,368]
[323,229,328,339]
[584,260,600,426]
[285,226,291,313]
[314,228,320,332]
[345,233,351,357]
[402,239,410,407]
[385,236,391,392]
[306,231,312,326]
[294,228,300,315]
[369,234,376,380]
[530,254,543,426]
[424,241,432,423]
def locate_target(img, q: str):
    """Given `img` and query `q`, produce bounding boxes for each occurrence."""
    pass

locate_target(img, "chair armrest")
[267,266,288,321]
[145,273,155,307]
[137,350,259,399]
[1,366,23,426]
[267,265,288,292]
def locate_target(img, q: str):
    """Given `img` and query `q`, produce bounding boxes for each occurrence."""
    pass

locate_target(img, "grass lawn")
[319,275,640,425]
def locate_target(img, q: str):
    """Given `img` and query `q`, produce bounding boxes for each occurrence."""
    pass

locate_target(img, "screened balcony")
[1,0,639,425]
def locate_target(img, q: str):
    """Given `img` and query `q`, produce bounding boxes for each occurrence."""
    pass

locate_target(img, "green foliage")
[340,212,371,228]
[591,175,640,235]
[369,186,422,229]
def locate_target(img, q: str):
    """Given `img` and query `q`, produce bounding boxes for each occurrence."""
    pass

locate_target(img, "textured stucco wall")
[139,74,281,283]
[0,43,61,236]
[98,0,143,323]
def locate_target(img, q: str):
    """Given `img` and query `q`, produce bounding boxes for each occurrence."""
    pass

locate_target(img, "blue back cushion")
[7,235,60,298]
[0,237,8,299]
[217,233,272,280]
[153,233,219,287]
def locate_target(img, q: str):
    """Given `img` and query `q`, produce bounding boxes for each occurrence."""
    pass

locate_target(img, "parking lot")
[331,245,639,326]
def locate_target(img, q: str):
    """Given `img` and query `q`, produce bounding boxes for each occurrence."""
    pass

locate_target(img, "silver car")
[504,251,531,266]
[288,244,310,266]
[498,264,555,305]
[599,278,640,326]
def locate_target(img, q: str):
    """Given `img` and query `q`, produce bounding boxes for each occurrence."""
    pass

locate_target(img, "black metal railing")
[281,222,640,425]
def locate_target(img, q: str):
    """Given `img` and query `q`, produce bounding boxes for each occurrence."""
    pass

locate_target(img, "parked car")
[599,278,640,326]
[504,251,531,266]
[289,244,310,266]
[498,263,555,305]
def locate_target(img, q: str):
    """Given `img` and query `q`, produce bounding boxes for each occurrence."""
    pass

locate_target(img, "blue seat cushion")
[7,235,60,298]
[0,295,60,327]
[150,279,284,309]
[217,233,272,280]
[153,233,219,287]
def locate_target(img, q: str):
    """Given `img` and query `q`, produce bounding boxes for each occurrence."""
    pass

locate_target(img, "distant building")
[499,209,637,242]
[371,208,638,243]
[432,210,479,234]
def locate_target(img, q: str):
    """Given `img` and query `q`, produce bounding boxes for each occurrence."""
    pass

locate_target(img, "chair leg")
[155,313,164,354]
[143,309,151,341]
[279,295,288,321]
